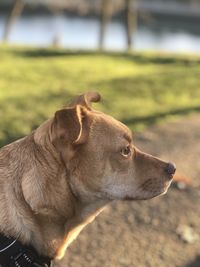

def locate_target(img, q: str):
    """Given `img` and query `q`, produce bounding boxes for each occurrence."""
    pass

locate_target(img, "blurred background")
[1,0,200,52]
[0,1,200,267]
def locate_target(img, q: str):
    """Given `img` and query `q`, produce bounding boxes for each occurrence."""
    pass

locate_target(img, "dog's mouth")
[123,177,173,201]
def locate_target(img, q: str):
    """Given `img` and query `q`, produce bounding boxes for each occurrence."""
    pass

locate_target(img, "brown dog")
[0,92,176,262]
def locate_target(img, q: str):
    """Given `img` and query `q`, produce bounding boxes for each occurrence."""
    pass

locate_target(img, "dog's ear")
[69,92,101,110]
[52,105,89,149]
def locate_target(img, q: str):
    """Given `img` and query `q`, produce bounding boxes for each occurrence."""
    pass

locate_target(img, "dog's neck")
[17,120,108,259]
[0,119,107,260]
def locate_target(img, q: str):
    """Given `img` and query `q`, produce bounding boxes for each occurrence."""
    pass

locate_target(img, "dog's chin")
[123,181,172,201]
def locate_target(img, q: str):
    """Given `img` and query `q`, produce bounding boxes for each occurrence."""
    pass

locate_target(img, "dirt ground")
[54,114,200,267]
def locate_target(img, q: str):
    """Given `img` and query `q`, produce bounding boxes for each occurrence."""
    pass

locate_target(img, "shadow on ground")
[122,105,200,126]
[11,48,200,66]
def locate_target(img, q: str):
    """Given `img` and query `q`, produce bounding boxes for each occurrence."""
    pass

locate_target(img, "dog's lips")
[123,178,173,201]
[123,190,165,201]
[124,191,163,201]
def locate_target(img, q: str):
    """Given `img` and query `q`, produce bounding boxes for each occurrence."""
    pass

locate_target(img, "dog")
[0,92,176,264]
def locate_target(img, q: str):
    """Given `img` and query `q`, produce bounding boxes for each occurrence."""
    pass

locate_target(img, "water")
[0,13,200,53]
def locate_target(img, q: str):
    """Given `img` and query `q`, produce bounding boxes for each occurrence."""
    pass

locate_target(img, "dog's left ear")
[69,92,101,110]
[52,105,89,150]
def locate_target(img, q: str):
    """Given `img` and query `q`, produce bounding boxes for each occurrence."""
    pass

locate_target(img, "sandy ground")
[54,114,200,267]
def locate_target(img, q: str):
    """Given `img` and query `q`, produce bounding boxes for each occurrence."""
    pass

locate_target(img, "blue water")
[0,14,200,53]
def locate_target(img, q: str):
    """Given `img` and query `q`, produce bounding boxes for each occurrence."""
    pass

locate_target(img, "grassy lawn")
[0,45,200,146]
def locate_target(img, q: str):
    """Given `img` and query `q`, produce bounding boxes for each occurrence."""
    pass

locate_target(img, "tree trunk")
[125,0,137,51]
[99,0,111,50]
[3,0,24,42]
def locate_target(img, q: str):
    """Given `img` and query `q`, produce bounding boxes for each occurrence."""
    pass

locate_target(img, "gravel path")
[54,114,200,267]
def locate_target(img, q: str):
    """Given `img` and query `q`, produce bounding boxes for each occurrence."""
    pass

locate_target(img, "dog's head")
[51,92,176,202]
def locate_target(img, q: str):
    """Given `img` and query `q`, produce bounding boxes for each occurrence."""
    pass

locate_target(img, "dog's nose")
[165,162,176,176]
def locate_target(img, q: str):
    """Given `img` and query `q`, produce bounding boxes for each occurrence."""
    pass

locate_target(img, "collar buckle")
[10,249,34,267]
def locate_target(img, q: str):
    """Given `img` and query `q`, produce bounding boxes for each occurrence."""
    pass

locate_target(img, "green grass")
[0,45,200,146]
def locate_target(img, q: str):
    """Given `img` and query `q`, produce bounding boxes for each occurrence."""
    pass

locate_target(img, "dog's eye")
[121,145,132,158]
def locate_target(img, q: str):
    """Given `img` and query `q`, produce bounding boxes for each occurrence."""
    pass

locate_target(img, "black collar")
[0,233,52,267]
